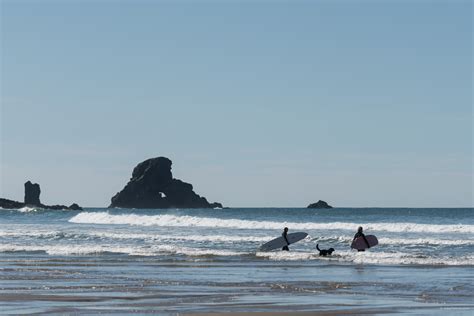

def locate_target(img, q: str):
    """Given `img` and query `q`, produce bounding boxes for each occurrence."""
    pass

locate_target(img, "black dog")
[316,244,334,256]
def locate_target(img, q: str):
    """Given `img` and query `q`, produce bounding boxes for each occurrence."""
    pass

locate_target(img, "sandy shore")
[1,253,473,315]
[186,310,393,316]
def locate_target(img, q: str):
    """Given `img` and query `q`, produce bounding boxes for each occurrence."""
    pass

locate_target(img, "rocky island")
[0,181,82,210]
[307,200,333,209]
[109,157,222,209]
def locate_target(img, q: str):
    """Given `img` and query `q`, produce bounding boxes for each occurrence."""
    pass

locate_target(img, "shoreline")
[1,254,473,315]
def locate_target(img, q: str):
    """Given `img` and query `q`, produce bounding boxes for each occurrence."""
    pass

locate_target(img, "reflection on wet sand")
[1,254,473,315]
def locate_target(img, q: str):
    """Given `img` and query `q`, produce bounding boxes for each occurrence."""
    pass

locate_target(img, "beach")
[2,1,472,314]
[1,207,473,315]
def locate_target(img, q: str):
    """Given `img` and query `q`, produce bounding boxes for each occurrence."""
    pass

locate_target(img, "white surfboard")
[259,232,308,251]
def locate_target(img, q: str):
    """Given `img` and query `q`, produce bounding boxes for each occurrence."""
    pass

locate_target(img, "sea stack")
[109,157,222,209]
[307,200,333,209]
[0,181,82,210]
[24,181,41,205]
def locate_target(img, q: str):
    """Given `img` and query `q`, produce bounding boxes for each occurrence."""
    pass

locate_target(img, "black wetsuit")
[282,231,289,251]
[353,232,370,252]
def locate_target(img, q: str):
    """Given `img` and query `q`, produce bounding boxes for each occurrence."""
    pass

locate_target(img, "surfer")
[282,227,289,251]
[353,226,370,252]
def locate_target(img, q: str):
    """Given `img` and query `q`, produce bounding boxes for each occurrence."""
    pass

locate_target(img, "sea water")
[1,207,473,314]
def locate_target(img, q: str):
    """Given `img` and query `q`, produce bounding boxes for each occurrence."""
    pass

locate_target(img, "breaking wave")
[69,212,474,234]
[18,206,39,213]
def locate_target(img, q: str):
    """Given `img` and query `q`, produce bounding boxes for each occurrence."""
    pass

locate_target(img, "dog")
[316,244,334,256]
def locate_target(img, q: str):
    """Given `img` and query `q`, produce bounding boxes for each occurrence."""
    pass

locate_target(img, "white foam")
[254,249,474,265]
[331,250,474,266]
[2,227,472,248]
[86,232,270,243]
[257,250,474,265]
[153,244,244,257]
[18,206,39,213]
[69,212,474,234]
[0,244,245,257]
[0,229,272,243]
[0,244,110,255]
[312,235,474,246]
[256,251,316,261]
[378,237,474,246]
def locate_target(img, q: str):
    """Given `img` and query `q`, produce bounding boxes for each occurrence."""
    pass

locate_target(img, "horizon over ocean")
[66,205,474,209]
[1,206,473,314]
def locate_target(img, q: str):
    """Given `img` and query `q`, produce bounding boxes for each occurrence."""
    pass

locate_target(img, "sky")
[1,0,472,207]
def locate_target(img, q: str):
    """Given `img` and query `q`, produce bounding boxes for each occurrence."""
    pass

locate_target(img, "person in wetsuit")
[353,226,370,252]
[282,227,290,251]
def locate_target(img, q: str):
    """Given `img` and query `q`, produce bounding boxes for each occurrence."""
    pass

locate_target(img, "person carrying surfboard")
[282,227,290,251]
[353,226,370,252]
[259,231,308,252]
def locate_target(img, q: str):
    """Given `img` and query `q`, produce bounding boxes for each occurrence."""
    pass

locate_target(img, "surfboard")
[259,232,308,251]
[351,235,378,250]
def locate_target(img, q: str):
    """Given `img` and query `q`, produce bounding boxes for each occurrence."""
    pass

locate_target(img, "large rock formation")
[0,181,82,210]
[24,181,41,205]
[307,200,333,209]
[110,157,222,209]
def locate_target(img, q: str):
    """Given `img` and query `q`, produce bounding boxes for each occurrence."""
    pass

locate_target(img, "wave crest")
[69,212,474,234]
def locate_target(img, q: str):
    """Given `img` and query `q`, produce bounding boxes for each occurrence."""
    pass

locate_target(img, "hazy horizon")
[1,1,472,208]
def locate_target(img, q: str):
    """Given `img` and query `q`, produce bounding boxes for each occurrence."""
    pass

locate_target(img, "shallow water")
[0,207,473,314]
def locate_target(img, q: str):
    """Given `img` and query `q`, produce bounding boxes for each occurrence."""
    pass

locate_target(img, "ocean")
[1,207,473,315]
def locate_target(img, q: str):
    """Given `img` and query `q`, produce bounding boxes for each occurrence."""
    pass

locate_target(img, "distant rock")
[0,181,82,210]
[110,157,222,209]
[307,200,333,209]
[49,204,85,210]
[69,203,82,210]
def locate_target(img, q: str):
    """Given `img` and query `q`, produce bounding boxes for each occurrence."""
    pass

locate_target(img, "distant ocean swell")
[69,212,474,234]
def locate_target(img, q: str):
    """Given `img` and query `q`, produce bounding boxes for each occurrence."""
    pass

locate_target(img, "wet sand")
[1,253,473,315]
[188,312,391,316]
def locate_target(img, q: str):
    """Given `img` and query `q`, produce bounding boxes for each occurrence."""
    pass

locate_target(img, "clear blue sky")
[1,0,472,207]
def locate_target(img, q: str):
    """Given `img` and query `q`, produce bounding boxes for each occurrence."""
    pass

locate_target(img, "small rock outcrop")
[210,202,223,209]
[0,198,25,209]
[0,181,82,210]
[24,181,41,205]
[307,200,333,209]
[68,203,82,210]
[110,157,222,209]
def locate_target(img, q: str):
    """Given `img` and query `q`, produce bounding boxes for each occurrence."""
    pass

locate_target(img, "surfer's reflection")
[355,265,366,274]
